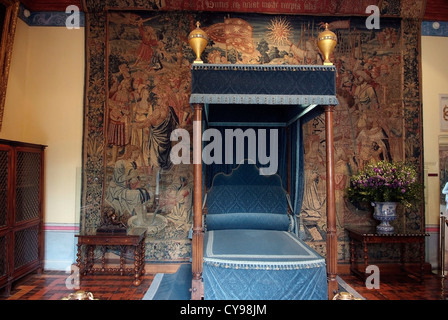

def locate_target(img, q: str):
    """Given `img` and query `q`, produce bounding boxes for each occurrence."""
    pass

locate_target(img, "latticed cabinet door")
[12,146,44,277]
[0,144,13,290]
[0,140,45,295]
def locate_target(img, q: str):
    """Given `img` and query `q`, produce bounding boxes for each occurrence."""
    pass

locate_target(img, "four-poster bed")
[189,64,339,300]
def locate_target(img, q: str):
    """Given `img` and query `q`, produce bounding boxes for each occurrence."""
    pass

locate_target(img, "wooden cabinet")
[0,139,46,295]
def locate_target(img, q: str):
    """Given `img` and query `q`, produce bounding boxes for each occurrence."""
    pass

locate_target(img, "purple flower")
[347,160,421,205]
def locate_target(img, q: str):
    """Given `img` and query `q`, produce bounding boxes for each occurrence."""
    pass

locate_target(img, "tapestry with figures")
[81,0,423,262]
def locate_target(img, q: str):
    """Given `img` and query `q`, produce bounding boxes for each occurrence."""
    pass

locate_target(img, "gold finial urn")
[317,23,337,66]
[188,22,208,64]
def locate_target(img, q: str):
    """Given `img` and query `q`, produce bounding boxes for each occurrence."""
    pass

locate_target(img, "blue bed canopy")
[191,63,337,181]
[188,23,340,300]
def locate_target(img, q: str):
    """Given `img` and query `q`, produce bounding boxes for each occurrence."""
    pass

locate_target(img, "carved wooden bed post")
[191,103,204,300]
[325,105,338,299]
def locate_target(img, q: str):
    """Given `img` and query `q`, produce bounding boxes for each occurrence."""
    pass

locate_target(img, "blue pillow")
[206,212,290,231]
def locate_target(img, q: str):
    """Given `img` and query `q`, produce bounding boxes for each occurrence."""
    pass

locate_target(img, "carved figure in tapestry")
[287,39,322,65]
[334,140,351,237]
[369,116,391,161]
[340,70,355,95]
[300,135,326,241]
[105,145,151,226]
[353,69,379,111]
[133,17,163,70]
[383,104,403,161]
[107,63,133,165]
[157,72,191,128]
[164,174,193,235]
[147,86,180,171]
[130,87,152,167]
[354,113,390,170]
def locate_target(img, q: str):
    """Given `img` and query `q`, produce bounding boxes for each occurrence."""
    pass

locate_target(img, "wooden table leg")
[400,243,406,273]
[101,246,107,272]
[76,244,85,275]
[87,245,95,274]
[419,240,425,283]
[140,239,145,276]
[350,238,355,275]
[119,245,125,276]
[133,244,142,286]
[363,240,368,275]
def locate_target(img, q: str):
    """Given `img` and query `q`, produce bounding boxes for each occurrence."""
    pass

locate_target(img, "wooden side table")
[345,225,428,283]
[76,228,147,286]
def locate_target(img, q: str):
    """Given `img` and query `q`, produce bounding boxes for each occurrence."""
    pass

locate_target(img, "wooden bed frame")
[188,64,339,300]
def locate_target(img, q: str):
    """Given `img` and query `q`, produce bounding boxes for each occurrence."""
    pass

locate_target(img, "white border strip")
[143,273,164,300]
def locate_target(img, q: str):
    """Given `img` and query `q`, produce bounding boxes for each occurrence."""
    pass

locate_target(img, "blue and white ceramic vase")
[371,202,397,233]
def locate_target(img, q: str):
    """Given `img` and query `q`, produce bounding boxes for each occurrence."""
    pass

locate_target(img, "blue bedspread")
[203,229,328,300]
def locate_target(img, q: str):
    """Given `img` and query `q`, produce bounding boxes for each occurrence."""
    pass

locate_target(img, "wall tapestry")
[81,0,424,263]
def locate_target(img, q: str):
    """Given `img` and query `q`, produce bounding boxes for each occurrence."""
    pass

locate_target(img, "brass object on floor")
[333,291,362,300]
[62,290,97,300]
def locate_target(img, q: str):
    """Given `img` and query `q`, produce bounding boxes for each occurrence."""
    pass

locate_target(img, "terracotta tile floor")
[1,267,448,300]
[0,271,155,300]
[339,273,448,300]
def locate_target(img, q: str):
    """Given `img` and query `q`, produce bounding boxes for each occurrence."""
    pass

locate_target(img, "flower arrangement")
[346,160,422,208]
